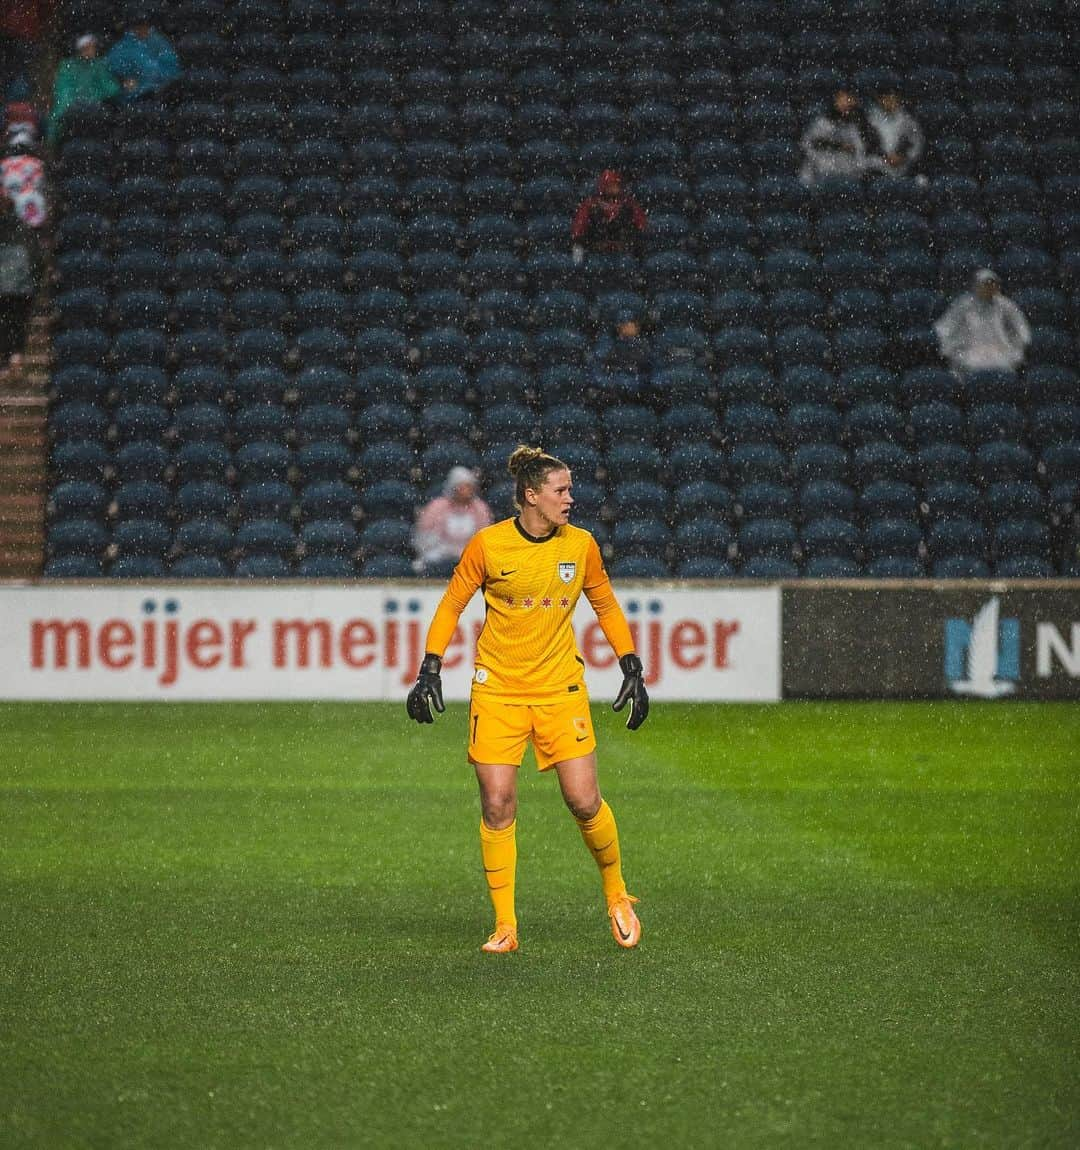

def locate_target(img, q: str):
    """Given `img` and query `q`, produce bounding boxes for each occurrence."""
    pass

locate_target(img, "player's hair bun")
[507,445,547,478]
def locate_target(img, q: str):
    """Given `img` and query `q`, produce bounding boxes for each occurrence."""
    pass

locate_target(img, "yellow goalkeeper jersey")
[425,517,635,702]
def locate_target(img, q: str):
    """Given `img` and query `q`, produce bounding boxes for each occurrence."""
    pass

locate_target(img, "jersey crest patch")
[558,561,576,584]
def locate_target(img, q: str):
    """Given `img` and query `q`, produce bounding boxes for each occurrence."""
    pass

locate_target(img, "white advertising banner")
[0,585,781,701]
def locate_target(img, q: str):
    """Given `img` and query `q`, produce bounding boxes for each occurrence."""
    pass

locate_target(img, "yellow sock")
[479,819,517,928]
[576,800,627,906]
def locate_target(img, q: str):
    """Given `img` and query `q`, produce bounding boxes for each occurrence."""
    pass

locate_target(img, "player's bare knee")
[565,790,602,822]
[481,793,516,829]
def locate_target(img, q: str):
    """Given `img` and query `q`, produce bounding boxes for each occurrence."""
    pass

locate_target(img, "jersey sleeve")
[424,530,487,657]
[582,533,636,659]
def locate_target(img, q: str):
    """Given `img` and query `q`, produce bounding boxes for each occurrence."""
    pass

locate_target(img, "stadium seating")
[41,0,1079,579]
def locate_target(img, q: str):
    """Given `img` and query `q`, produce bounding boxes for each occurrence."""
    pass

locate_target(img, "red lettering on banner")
[645,620,662,685]
[385,619,399,668]
[670,620,705,670]
[141,617,156,669]
[186,620,223,669]
[160,620,180,687]
[31,620,91,669]
[443,625,464,670]
[713,620,739,668]
[98,620,135,669]
[273,620,333,669]
[230,620,257,667]
[627,621,663,684]
[339,619,375,668]
[583,621,617,669]
[402,619,423,686]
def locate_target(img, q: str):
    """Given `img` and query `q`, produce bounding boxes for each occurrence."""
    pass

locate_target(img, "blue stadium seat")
[176,480,233,521]
[670,476,731,519]
[859,478,919,520]
[239,480,294,520]
[727,443,784,486]
[800,479,857,519]
[612,519,672,560]
[804,556,861,578]
[932,556,992,578]
[739,556,799,579]
[724,403,781,446]
[236,519,296,559]
[234,555,291,579]
[297,441,350,483]
[363,515,414,558]
[791,444,849,485]
[170,556,229,578]
[738,518,797,561]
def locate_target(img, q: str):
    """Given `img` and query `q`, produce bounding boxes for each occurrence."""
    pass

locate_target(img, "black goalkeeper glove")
[612,653,649,731]
[406,654,445,724]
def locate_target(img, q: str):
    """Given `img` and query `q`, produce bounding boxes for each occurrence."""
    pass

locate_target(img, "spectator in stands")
[799,89,873,186]
[2,134,47,228]
[0,1,45,95]
[106,13,181,102]
[48,33,120,145]
[934,269,1031,376]
[591,309,651,400]
[0,192,42,377]
[5,76,42,145]
[571,170,647,262]
[867,88,925,179]
[413,466,493,576]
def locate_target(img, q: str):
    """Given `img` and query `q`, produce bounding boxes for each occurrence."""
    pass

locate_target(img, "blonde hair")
[507,445,567,511]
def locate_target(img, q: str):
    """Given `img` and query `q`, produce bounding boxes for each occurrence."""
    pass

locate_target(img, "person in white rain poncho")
[412,466,493,575]
[799,90,873,185]
[867,88,924,178]
[934,269,1031,376]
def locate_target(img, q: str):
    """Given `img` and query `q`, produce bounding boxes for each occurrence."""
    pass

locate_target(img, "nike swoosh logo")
[575,735,588,742]
[501,569,517,576]
[614,917,632,941]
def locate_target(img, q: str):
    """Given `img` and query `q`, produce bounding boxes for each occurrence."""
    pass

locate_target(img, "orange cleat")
[608,893,642,949]
[481,924,519,954]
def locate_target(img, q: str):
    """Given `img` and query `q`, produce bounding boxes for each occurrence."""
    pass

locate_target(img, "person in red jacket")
[571,169,647,261]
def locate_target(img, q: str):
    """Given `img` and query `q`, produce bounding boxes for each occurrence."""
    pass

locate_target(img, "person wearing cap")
[106,14,181,101]
[571,169,647,261]
[5,76,42,145]
[934,269,1031,377]
[413,466,494,577]
[867,88,925,179]
[48,33,121,145]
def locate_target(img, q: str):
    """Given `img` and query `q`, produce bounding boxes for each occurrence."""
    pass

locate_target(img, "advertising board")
[0,585,781,702]
[783,585,1080,700]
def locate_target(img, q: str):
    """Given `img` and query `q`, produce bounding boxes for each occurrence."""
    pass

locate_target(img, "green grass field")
[2,701,1078,1149]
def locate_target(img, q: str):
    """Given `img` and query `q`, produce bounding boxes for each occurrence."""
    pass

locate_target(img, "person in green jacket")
[48,33,120,145]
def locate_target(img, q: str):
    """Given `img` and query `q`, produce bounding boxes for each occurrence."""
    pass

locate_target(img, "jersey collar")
[513,517,560,544]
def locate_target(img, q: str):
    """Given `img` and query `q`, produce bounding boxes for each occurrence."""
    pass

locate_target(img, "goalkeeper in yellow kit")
[406,445,649,953]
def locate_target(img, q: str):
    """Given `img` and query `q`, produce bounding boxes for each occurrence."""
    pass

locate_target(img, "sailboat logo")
[944,597,1020,698]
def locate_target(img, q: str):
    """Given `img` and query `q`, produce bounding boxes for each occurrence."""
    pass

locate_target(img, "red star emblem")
[559,597,570,609]
[506,596,514,606]
[522,597,534,608]
[541,597,552,608]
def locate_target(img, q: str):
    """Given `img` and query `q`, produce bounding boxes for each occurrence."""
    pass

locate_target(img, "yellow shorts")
[468,690,596,771]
